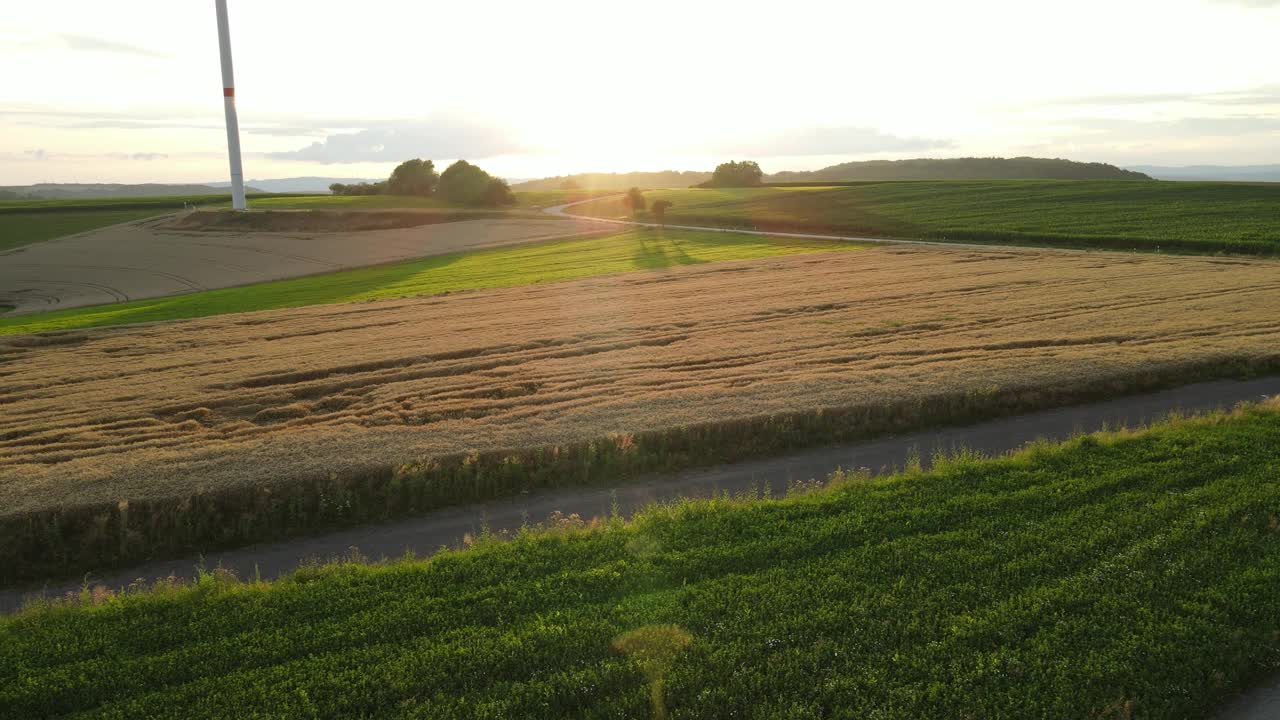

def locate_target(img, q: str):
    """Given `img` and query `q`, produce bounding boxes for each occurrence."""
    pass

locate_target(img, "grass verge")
[569,181,1280,255]
[0,228,864,335]
[3,355,1278,586]
[5,400,1280,718]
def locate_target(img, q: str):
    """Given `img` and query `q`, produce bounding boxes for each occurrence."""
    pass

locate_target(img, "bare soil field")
[4,244,1280,524]
[0,212,608,315]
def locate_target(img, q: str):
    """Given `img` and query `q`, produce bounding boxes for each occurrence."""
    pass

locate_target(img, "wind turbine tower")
[215,0,247,210]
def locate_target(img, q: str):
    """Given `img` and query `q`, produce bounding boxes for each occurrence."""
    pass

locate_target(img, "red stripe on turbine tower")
[223,88,235,97]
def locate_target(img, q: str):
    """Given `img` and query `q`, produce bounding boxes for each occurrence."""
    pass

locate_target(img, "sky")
[2,0,1279,185]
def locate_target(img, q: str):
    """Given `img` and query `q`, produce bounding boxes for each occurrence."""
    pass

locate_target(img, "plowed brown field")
[4,245,1280,517]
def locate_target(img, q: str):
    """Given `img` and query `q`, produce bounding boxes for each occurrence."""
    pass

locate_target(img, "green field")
[572,181,1280,254]
[0,208,174,253]
[0,228,863,334]
[0,193,309,252]
[0,191,608,253]
[5,403,1279,718]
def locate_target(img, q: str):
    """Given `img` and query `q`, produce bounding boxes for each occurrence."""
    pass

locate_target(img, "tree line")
[329,159,516,206]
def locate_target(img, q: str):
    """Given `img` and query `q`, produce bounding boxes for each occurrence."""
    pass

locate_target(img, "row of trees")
[621,187,674,223]
[700,160,764,188]
[329,159,515,206]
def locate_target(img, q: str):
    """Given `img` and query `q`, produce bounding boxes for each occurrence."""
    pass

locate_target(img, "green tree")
[622,187,646,214]
[651,199,673,224]
[482,178,517,206]
[387,158,438,196]
[705,160,764,187]
[328,183,347,195]
[438,160,513,206]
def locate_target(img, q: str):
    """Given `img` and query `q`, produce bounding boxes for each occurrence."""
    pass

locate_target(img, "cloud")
[245,126,327,137]
[1210,0,1280,6]
[270,116,523,163]
[24,149,48,160]
[3,110,330,138]
[1040,85,1280,109]
[1069,115,1280,138]
[706,126,952,157]
[60,34,165,59]
[1048,92,1194,106]
[66,119,219,131]
[107,152,169,161]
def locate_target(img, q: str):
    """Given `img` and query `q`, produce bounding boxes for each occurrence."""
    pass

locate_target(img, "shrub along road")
[6,375,1277,613]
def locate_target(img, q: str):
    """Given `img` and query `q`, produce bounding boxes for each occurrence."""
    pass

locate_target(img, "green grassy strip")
[0,228,862,335]
[572,181,1280,255]
[4,403,1280,719]
[3,355,1277,587]
[0,209,170,253]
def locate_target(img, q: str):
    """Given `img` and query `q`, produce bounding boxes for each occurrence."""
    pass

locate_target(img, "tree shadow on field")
[633,230,697,272]
[348,249,470,300]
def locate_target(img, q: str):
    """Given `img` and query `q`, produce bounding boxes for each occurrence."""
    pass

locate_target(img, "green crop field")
[572,181,1280,255]
[0,208,172,252]
[0,228,864,334]
[0,191,611,253]
[5,403,1279,719]
[0,194,284,213]
[0,193,311,252]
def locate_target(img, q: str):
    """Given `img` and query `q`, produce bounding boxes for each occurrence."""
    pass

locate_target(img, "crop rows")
[4,403,1280,718]
[4,244,1280,581]
[571,181,1280,254]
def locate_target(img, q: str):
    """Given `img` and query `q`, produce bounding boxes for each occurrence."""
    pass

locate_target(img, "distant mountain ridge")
[1126,165,1280,182]
[205,177,382,194]
[0,183,265,201]
[512,171,712,191]
[0,178,387,201]
[510,157,1152,191]
[769,157,1151,182]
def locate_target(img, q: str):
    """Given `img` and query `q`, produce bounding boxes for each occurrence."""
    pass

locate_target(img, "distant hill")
[1126,165,1280,183]
[769,157,1151,183]
[512,171,712,191]
[205,177,381,194]
[512,158,1152,192]
[0,183,265,201]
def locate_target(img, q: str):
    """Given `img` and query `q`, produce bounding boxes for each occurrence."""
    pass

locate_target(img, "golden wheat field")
[3,244,1280,517]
